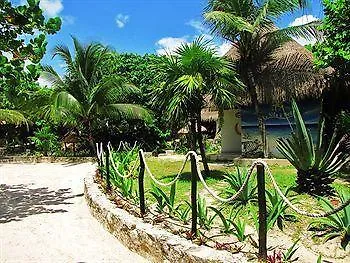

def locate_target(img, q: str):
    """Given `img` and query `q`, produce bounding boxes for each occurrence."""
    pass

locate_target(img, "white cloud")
[217,42,232,56]
[290,15,318,27]
[40,0,63,17]
[115,14,130,28]
[186,19,207,33]
[289,15,319,46]
[20,0,63,17]
[37,76,52,87]
[156,37,189,55]
[62,15,75,25]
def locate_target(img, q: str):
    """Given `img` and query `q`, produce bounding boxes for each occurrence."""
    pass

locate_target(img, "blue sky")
[15,0,324,71]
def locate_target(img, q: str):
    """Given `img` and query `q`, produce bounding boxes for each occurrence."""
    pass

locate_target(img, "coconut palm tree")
[205,0,323,157]
[152,38,243,174]
[42,37,151,151]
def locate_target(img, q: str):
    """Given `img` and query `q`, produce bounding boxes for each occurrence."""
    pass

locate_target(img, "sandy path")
[0,163,148,263]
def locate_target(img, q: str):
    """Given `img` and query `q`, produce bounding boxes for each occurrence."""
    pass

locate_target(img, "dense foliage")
[313,0,350,77]
[313,0,350,141]
[0,0,61,85]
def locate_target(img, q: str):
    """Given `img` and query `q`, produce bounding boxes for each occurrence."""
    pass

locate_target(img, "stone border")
[84,172,247,263]
[0,156,95,163]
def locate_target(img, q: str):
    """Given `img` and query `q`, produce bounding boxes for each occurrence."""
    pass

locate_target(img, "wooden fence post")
[106,150,111,191]
[190,153,198,237]
[138,150,146,216]
[257,163,267,262]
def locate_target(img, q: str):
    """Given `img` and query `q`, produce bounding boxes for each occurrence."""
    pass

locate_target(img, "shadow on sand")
[0,184,78,223]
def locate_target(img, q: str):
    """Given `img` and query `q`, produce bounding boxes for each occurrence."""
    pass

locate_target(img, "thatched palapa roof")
[225,40,329,105]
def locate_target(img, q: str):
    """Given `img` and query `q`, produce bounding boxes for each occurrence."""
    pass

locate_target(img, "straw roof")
[225,40,329,105]
[201,109,219,121]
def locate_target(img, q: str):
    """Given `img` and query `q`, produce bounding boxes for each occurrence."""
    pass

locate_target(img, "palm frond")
[0,109,27,126]
[41,65,65,87]
[105,103,152,122]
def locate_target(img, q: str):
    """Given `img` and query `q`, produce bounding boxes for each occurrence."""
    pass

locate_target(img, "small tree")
[0,0,61,124]
[152,38,242,174]
[42,37,151,151]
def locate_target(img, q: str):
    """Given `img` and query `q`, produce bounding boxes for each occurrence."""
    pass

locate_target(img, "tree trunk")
[197,116,210,176]
[189,119,197,152]
[86,121,96,154]
[247,70,268,158]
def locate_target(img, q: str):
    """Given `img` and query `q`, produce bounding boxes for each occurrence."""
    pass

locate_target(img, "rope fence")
[96,142,350,261]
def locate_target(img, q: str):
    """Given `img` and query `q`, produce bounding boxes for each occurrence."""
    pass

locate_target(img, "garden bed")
[84,171,248,263]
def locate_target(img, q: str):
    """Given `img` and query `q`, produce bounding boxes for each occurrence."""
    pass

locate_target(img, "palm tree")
[205,0,323,157]
[0,109,27,126]
[42,37,151,151]
[152,38,242,174]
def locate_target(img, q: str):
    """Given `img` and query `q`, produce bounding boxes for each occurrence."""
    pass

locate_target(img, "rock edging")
[0,156,95,163]
[84,172,247,263]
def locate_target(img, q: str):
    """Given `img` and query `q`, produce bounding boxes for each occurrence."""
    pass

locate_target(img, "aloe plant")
[195,196,216,230]
[223,167,257,207]
[277,100,350,195]
[150,183,177,216]
[175,202,191,224]
[266,187,297,230]
[308,189,350,250]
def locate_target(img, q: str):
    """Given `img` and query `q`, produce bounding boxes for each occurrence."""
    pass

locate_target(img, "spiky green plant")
[266,187,297,230]
[308,189,350,250]
[277,100,350,195]
[223,167,257,207]
[196,196,217,230]
[150,183,177,216]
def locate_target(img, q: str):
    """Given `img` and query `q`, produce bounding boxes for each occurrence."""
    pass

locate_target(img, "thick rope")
[191,151,257,203]
[139,149,189,187]
[261,160,350,218]
[107,144,139,179]
[96,142,105,165]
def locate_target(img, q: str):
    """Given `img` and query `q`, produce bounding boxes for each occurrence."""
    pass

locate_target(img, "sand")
[0,162,148,263]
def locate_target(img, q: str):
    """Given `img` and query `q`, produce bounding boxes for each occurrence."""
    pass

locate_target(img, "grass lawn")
[139,157,349,240]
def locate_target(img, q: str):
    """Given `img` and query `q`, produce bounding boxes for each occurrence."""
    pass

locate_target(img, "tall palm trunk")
[86,120,96,154]
[197,116,210,176]
[247,69,268,158]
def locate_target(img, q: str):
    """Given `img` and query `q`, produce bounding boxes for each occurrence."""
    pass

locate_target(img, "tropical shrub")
[175,202,191,224]
[196,196,216,230]
[29,124,60,156]
[266,187,297,230]
[211,206,249,242]
[223,167,257,207]
[277,100,350,195]
[150,183,177,217]
[308,189,350,250]
[108,145,138,200]
[209,206,237,234]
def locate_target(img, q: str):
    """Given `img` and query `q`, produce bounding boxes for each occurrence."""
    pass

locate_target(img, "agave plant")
[266,187,298,230]
[277,100,350,195]
[223,167,257,207]
[308,189,350,250]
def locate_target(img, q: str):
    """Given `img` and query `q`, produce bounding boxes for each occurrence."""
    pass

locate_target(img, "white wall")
[221,109,242,153]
